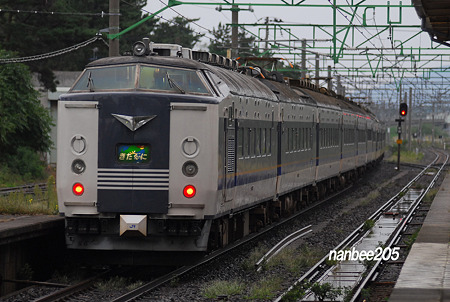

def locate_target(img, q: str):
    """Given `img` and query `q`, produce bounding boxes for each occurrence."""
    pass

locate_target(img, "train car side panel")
[168,102,219,218]
[57,100,99,216]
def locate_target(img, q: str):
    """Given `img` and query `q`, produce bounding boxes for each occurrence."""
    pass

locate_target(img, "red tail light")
[183,185,196,198]
[72,183,85,196]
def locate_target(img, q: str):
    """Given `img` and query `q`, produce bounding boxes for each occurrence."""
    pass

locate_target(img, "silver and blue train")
[57,40,385,255]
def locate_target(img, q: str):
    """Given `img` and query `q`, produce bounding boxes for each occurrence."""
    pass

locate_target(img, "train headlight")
[71,159,86,174]
[132,41,147,56]
[182,161,198,177]
[72,183,85,196]
[183,185,196,198]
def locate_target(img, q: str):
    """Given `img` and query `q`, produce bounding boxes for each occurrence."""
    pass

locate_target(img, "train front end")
[57,54,219,254]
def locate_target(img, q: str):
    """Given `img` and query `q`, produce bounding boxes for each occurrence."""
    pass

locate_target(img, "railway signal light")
[399,103,408,117]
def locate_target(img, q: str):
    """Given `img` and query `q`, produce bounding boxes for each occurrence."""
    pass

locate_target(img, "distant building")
[33,71,81,165]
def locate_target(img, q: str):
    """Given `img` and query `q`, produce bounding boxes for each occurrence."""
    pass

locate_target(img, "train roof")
[84,42,375,118]
[86,55,207,71]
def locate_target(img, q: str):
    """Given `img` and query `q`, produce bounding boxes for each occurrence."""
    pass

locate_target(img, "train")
[56,39,385,259]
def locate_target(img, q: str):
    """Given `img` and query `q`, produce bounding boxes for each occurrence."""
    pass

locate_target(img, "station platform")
[0,215,65,296]
[389,173,450,302]
[0,214,64,245]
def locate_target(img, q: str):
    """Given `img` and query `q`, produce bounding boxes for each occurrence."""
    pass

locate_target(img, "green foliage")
[95,276,143,292]
[267,246,321,274]
[246,276,282,300]
[423,188,438,204]
[241,244,268,271]
[202,280,244,299]
[363,219,375,232]
[208,22,259,57]
[281,281,310,302]
[310,282,342,301]
[5,146,46,180]
[0,0,153,90]
[149,16,203,49]
[404,228,420,251]
[0,53,52,180]
[0,175,58,214]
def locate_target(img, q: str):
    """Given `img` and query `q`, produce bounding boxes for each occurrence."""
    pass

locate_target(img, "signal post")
[396,103,408,170]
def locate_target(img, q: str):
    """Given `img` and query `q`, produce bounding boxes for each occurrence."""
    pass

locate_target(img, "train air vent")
[227,137,235,173]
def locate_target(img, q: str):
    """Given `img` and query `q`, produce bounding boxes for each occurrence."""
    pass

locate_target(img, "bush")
[5,146,46,180]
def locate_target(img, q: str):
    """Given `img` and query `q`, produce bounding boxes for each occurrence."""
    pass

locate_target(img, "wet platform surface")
[389,173,450,302]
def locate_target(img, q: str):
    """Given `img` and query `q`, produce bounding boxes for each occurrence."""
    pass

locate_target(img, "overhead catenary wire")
[0,8,115,17]
[0,35,103,64]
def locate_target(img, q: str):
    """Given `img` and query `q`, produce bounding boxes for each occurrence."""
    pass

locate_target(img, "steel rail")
[349,151,449,302]
[34,270,113,302]
[275,152,441,302]
[255,225,312,272]
[0,183,47,196]
[112,186,355,302]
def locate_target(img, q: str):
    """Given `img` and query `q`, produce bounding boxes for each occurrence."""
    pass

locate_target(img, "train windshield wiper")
[87,72,95,92]
[166,72,185,94]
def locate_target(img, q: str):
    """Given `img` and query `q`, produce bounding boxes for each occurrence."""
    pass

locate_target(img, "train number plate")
[117,144,150,164]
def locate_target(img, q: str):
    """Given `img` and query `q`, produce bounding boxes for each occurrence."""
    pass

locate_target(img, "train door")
[222,103,236,204]
[276,106,284,195]
[315,112,320,180]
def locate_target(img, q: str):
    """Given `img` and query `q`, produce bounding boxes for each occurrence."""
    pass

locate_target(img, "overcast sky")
[143,1,449,101]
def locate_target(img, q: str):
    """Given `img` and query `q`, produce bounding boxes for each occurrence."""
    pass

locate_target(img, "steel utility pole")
[231,5,239,58]
[301,39,306,79]
[408,87,412,151]
[109,0,120,57]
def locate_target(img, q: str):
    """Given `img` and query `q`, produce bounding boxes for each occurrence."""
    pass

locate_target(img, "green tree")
[0,0,155,90]
[208,22,259,57]
[0,49,52,178]
[149,16,204,49]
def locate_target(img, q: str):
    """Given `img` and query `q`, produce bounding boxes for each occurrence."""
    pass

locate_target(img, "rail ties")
[275,150,449,302]
[255,225,312,272]
[33,269,114,302]
[0,183,47,196]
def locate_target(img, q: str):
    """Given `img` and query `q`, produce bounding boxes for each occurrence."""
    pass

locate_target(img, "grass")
[422,188,439,205]
[0,175,58,215]
[265,245,321,274]
[246,276,282,300]
[387,149,424,164]
[202,279,245,299]
[241,244,269,271]
[96,276,144,292]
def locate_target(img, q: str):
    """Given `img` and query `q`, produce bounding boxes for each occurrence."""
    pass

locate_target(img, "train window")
[261,128,266,155]
[249,128,254,157]
[247,128,251,158]
[256,128,261,156]
[238,128,244,159]
[72,65,137,91]
[138,65,210,95]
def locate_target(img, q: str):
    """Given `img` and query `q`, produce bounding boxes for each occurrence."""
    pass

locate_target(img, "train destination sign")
[117,144,150,164]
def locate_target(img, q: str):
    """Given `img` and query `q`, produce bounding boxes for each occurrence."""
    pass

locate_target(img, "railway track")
[2,155,439,301]
[0,183,47,196]
[275,150,448,302]
[110,188,352,302]
[0,183,353,302]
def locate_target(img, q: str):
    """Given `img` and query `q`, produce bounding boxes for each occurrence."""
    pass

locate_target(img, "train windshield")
[71,65,136,91]
[138,65,210,95]
[71,64,211,95]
